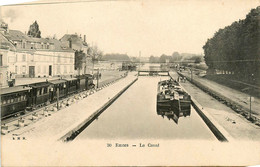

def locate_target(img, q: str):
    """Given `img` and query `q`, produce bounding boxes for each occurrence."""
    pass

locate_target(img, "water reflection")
[156,105,191,124]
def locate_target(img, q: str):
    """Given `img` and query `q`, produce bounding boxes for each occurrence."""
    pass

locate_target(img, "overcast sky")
[0,0,259,57]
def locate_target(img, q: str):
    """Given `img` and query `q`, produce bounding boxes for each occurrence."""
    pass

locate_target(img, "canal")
[75,76,216,140]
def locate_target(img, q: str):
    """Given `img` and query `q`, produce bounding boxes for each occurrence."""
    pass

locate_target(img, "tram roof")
[0,86,32,95]
[49,79,67,85]
[64,78,77,81]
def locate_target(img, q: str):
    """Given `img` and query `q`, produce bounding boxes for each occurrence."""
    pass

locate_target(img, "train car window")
[37,90,40,96]
[7,98,10,104]
[11,97,14,103]
[2,99,6,104]
[42,88,44,94]
[44,87,47,94]
[18,96,21,102]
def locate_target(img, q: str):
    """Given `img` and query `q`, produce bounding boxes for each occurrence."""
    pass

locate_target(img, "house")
[60,34,92,75]
[0,21,75,83]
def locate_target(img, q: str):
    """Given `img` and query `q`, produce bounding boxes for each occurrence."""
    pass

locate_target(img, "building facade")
[0,21,75,85]
[60,34,92,75]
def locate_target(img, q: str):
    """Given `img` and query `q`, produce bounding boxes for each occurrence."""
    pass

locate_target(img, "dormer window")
[22,42,25,49]
[41,42,44,49]
[47,43,49,49]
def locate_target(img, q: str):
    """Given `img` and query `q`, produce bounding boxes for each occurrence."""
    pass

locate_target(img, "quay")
[171,71,260,140]
[2,72,138,142]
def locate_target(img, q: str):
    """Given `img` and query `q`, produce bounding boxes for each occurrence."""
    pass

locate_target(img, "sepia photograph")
[0,0,260,166]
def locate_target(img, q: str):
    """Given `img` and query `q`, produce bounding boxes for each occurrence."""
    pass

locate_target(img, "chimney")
[84,35,86,42]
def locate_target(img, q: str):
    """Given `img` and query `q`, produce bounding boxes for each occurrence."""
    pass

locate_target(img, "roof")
[29,82,50,88]
[48,38,74,52]
[5,30,30,42]
[49,79,67,85]
[3,30,74,52]
[60,34,88,47]
[0,86,32,95]
[64,77,77,81]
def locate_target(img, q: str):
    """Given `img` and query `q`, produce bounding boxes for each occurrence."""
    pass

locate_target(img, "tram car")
[1,74,95,119]
[1,86,32,119]
[27,81,51,107]
[65,77,79,95]
[77,74,95,91]
[49,79,67,102]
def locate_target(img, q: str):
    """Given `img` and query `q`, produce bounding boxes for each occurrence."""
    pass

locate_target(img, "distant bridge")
[138,70,169,76]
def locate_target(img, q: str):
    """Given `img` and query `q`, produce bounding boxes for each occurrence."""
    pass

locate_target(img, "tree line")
[203,6,260,83]
[149,52,203,64]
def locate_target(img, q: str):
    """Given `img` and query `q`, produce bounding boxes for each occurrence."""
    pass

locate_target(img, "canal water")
[75,76,216,140]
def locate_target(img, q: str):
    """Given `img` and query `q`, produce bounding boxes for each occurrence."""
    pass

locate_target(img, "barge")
[156,78,191,123]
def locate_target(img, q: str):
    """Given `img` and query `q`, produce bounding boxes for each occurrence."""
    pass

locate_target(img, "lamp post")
[190,67,193,82]
[57,87,59,110]
[97,68,99,88]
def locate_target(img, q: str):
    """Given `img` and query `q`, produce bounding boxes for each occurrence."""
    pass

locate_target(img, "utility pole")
[190,68,193,82]
[249,95,252,119]
[57,87,59,110]
[139,51,141,70]
[97,68,99,88]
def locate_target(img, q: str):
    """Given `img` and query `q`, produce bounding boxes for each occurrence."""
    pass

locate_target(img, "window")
[22,66,26,74]
[47,44,49,49]
[38,65,41,73]
[57,55,61,63]
[15,66,18,73]
[64,65,67,73]
[18,96,21,102]
[57,65,60,73]
[44,87,48,94]
[43,65,46,73]
[30,54,34,62]
[22,54,26,62]
[41,44,44,49]
[64,55,67,63]
[23,42,25,49]
[8,57,16,63]
[0,54,3,66]
[70,55,73,63]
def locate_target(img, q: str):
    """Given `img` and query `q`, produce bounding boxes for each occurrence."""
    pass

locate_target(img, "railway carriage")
[1,86,32,118]
[28,82,51,107]
[1,74,95,119]
[49,79,67,102]
[65,77,79,95]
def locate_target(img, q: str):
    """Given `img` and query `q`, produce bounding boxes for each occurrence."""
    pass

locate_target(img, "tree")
[203,6,260,83]
[88,45,103,61]
[75,50,86,74]
[27,21,41,38]
[172,52,182,62]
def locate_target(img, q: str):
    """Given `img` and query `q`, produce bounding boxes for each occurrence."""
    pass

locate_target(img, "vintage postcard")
[1,0,260,166]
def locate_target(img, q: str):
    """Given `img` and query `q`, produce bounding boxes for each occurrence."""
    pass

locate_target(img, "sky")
[0,0,259,57]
